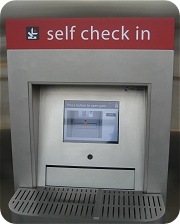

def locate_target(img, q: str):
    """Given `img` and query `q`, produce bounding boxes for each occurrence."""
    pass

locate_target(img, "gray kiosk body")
[5,2,175,223]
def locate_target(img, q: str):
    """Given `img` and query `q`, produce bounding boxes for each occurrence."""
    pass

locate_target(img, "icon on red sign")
[26,27,39,40]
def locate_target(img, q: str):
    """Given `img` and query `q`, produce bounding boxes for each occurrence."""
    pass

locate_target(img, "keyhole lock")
[87,154,93,160]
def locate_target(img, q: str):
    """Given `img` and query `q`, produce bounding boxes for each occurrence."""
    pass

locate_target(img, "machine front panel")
[6,50,174,195]
[37,85,146,190]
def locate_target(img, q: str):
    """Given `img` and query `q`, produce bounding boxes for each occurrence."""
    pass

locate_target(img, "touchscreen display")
[63,100,119,143]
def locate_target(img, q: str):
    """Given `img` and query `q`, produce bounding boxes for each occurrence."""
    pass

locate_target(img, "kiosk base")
[9,187,165,223]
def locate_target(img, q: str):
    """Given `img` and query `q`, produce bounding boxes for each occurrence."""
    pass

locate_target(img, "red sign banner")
[6,18,175,50]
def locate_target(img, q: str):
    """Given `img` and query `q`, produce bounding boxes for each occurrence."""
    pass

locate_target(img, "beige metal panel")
[37,85,146,190]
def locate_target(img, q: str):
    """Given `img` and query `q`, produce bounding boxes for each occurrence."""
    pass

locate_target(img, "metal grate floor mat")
[9,187,165,222]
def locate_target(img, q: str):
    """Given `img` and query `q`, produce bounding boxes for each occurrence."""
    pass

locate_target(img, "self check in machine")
[5,2,175,223]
